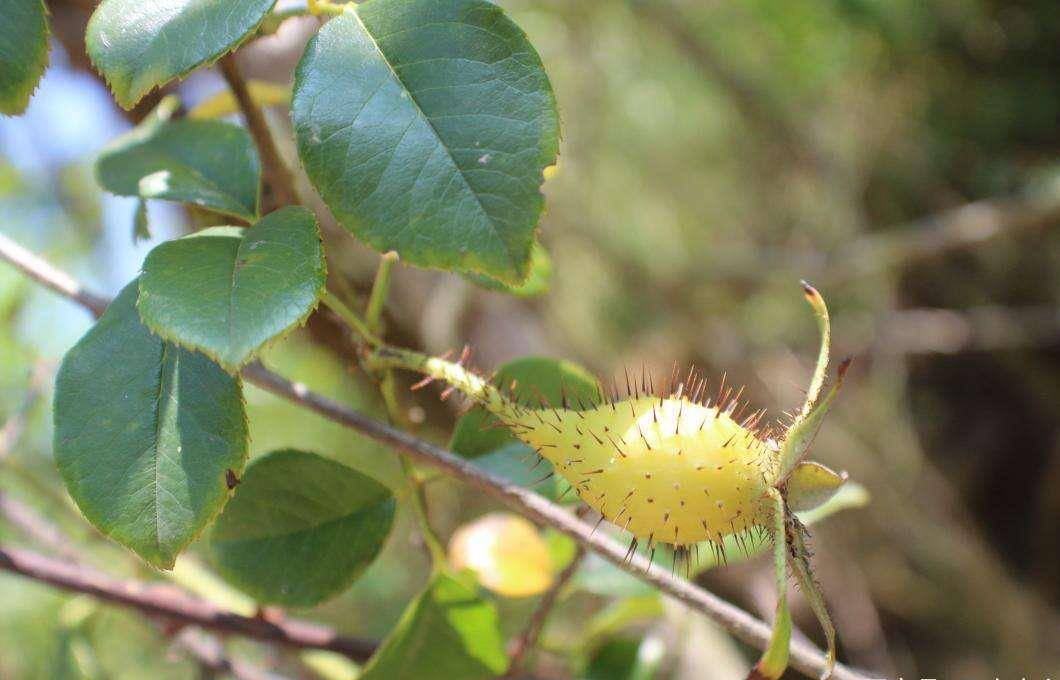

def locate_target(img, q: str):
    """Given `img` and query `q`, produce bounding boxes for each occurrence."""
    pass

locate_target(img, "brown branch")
[0,544,376,662]
[0,237,869,680]
[0,492,83,564]
[0,491,296,679]
[173,627,291,680]
[0,232,109,317]
[505,547,586,677]
[218,55,300,211]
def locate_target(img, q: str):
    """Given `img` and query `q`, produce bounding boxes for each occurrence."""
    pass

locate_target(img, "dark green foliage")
[97,110,261,221]
[358,572,508,680]
[210,449,395,606]
[138,207,326,371]
[53,282,248,569]
[292,0,559,284]
[86,0,277,109]
[0,0,49,115]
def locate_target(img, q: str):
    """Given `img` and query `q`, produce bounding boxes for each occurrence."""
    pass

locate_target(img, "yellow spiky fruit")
[490,393,774,547]
[371,281,846,680]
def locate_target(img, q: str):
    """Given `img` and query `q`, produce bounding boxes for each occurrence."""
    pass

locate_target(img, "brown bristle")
[410,375,435,391]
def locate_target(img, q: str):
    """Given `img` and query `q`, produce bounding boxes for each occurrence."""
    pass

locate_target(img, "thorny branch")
[0,235,870,680]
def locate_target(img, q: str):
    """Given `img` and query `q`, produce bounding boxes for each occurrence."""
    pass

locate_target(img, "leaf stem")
[367,252,447,570]
[366,251,398,333]
[380,372,447,569]
[366,345,507,415]
[322,256,445,567]
[319,289,383,347]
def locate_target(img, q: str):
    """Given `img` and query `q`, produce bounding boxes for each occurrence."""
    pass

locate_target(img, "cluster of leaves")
[40,0,560,563]
[2,0,564,675]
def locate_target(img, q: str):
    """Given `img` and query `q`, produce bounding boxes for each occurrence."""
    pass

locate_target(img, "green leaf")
[96,114,261,221]
[245,331,407,491]
[86,0,277,109]
[359,572,508,680]
[53,281,248,569]
[470,442,572,504]
[449,356,601,458]
[752,490,791,679]
[138,207,326,371]
[292,0,559,284]
[582,636,665,680]
[0,0,49,115]
[464,241,552,297]
[209,449,396,607]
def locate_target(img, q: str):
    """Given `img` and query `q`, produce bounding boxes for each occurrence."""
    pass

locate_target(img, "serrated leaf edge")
[136,210,328,374]
[0,0,51,116]
[54,306,251,570]
[293,1,559,285]
[86,0,278,110]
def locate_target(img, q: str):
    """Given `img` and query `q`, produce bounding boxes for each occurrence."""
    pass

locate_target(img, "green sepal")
[786,461,847,513]
[751,489,792,680]
[789,518,837,680]
[778,359,850,480]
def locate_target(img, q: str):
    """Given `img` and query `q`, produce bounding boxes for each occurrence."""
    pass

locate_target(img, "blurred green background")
[2,0,1059,678]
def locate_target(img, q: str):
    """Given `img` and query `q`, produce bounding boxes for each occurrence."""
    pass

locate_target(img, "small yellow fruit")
[449,513,555,597]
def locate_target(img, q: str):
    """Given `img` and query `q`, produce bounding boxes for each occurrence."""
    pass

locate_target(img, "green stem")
[365,252,398,333]
[753,489,793,679]
[367,345,508,415]
[361,254,446,570]
[319,289,383,347]
[379,372,447,569]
